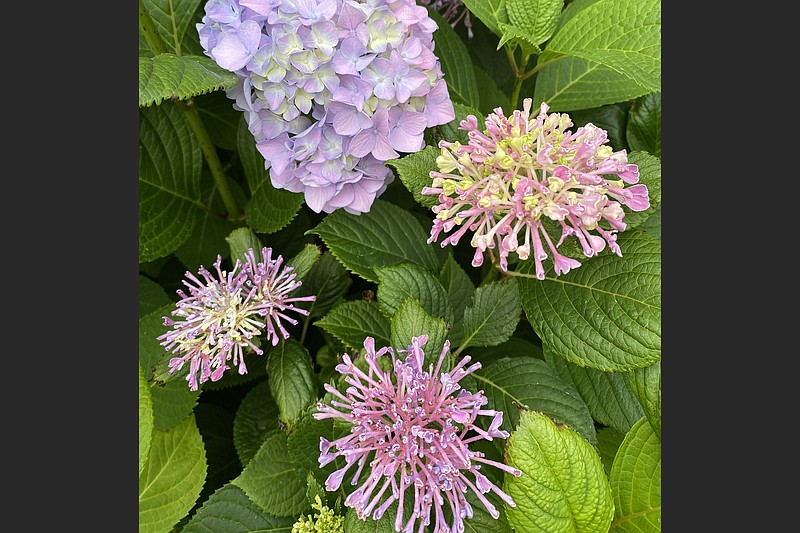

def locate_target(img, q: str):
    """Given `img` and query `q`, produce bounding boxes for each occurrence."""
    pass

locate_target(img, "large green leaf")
[428,9,479,108]
[626,92,661,158]
[376,264,453,325]
[238,118,305,234]
[387,145,440,209]
[315,299,392,352]
[541,0,660,93]
[139,362,155,476]
[459,279,521,352]
[139,54,237,108]
[472,357,597,446]
[139,275,172,318]
[285,243,322,284]
[621,151,661,229]
[544,344,644,434]
[179,483,295,533]
[628,361,660,438]
[390,298,449,370]
[506,0,564,46]
[233,431,308,517]
[293,251,352,318]
[460,0,509,37]
[139,414,208,533]
[518,229,661,372]
[474,66,510,115]
[287,411,351,491]
[308,199,440,283]
[267,340,318,428]
[141,0,204,55]
[503,410,614,533]
[438,253,475,346]
[609,417,661,532]
[596,426,625,476]
[225,227,264,265]
[139,104,205,262]
[232,380,280,467]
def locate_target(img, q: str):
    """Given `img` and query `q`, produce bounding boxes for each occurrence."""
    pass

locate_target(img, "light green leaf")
[428,9,479,108]
[233,432,308,517]
[533,55,652,112]
[267,340,318,428]
[626,92,661,158]
[596,426,625,476]
[507,0,564,46]
[139,103,205,263]
[541,0,660,93]
[517,229,661,372]
[386,145,439,209]
[138,54,237,107]
[472,357,597,445]
[438,254,475,346]
[139,362,155,477]
[609,417,661,532]
[503,410,614,533]
[496,23,542,55]
[459,279,521,351]
[238,118,305,234]
[293,251,352,318]
[621,151,661,229]
[139,275,172,318]
[307,199,440,283]
[139,306,201,429]
[628,361,660,438]
[544,344,644,434]
[286,244,322,284]
[139,414,208,533]
[141,0,204,56]
[390,298,449,370]
[233,381,280,467]
[376,264,453,326]
[315,300,392,352]
[225,227,264,265]
[179,483,295,533]
[461,0,508,37]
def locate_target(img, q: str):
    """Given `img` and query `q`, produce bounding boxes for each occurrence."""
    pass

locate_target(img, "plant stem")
[299,316,311,345]
[178,100,242,221]
[510,53,530,110]
[138,0,167,56]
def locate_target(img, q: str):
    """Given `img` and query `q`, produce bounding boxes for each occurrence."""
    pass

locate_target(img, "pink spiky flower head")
[314,335,522,533]
[157,247,316,391]
[422,99,651,278]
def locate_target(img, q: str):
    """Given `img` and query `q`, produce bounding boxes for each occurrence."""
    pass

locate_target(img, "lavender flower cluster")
[197,0,456,215]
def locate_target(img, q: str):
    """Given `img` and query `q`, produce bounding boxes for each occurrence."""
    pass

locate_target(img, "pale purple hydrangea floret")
[157,247,316,391]
[422,98,651,278]
[314,335,522,533]
[198,0,456,215]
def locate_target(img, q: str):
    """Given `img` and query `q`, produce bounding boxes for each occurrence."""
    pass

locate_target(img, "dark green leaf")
[225,227,264,265]
[428,9,480,108]
[139,275,172,318]
[628,360,660,438]
[627,92,661,157]
[375,264,453,325]
[196,90,242,151]
[390,298,450,370]
[293,251,352,319]
[286,244,322,284]
[267,340,318,428]
[622,151,661,229]
[386,146,440,209]
[568,102,631,151]
[233,380,280,467]
[179,483,295,533]
[438,254,475,346]
[459,279,521,351]
[596,426,625,476]
[315,300,392,352]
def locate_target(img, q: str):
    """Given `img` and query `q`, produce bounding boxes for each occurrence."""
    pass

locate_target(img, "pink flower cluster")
[197,0,456,215]
[158,247,316,390]
[422,98,650,278]
[314,335,521,533]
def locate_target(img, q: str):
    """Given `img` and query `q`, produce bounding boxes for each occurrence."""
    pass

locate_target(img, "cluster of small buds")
[422,98,650,278]
[314,336,521,533]
[291,495,345,533]
[419,0,473,38]
[197,0,456,215]
[157,247,316,391]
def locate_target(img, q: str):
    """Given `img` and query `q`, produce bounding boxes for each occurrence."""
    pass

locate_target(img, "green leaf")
[139,104,205,262]
[533,55,653,112]
[467,337,544,366]
[390,298,449,369]
[139,362,155,476]
[175,191,238,273]
[609,417,661,532]
[638,203,660,239]
[196,91,242,151]
[461,0,509,37]
[139,306,201,429]
[540,0,661,93]
[307,199,440,283]
[286,244,322,284]
[141,0,204,55]
[517,229,661,372]
[138,54,238,107]
[474,67,510,115]
[459,279,521,351]
[238,118,304,234]
[568,102,631,151]
[472,357,597,445]
[504,410,614,533]
[496,23,542,55]
[194,403,241,503]
[315,300,392,352]
[626,92,661,158]
[225,227,264,265]
[544,344,644,434]
[628,361,660,438]
[287,411,351,490]
[233,381,280,467]
[438,254,476,346]
[386,146,439,209]
[293,251,352,319]
[506,0,564,46]
[179,483,295,533]
[139,275,172,318]
[439,102,485,146]
[621,151,661,229]
[459,491,514,533]
[596,426,625,476]
[428,9,479,108]
[344,505,398,533]
[233,431,308,517]
[201,352,269,391]
[376,264,453,326]
[139,414,208,533]
[268,340,318,428]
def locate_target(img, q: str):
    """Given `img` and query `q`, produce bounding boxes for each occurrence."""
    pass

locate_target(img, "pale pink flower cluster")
[158,247,316,390]
[314,335,521,533]
[422,99,650,278]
